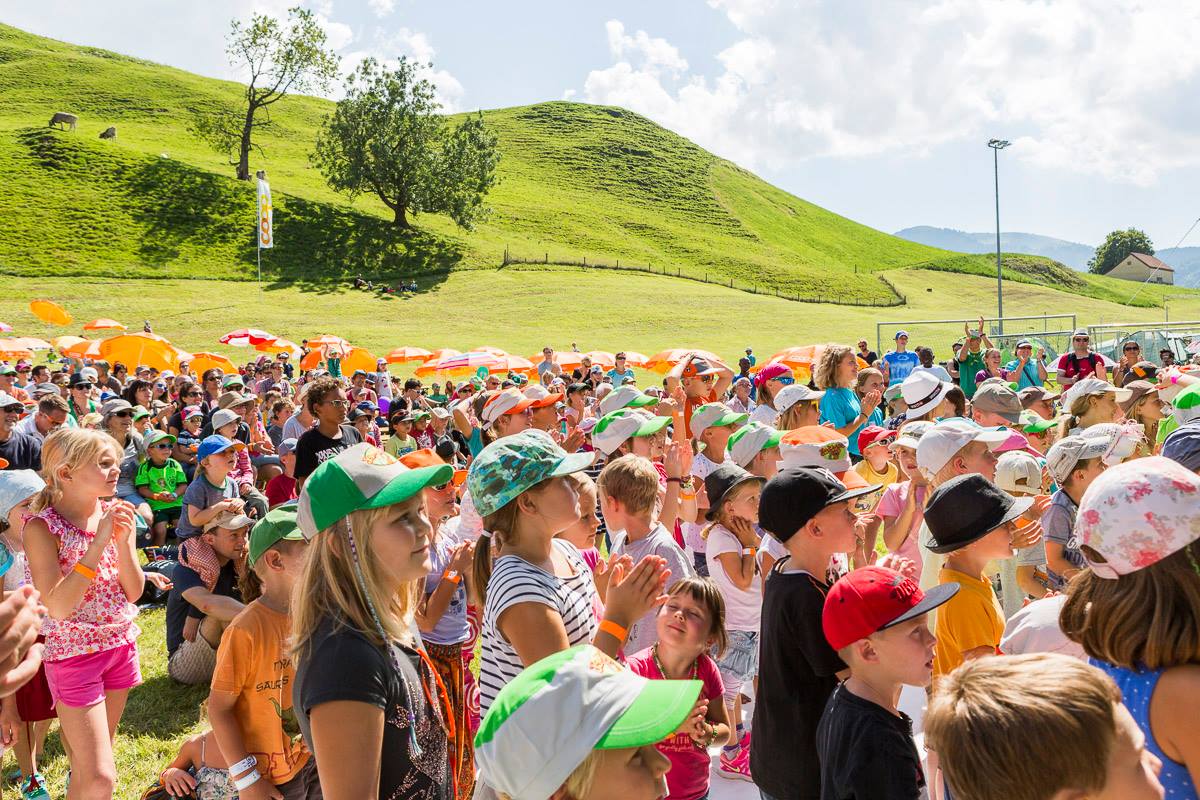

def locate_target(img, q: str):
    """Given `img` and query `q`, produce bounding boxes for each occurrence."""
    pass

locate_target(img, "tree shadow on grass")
[117,673,209,738]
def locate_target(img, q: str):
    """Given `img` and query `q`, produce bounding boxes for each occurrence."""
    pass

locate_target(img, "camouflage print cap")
[467,429,595,518]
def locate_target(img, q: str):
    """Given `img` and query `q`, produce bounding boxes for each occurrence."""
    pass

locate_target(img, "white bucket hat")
[900,371,953,419]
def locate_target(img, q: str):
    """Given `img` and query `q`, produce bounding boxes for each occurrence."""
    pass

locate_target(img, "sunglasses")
[185,391,202,397]
[326,399,349,407]
[1123,346,1139,352]
[151,442,173,450]
[112,410,133,418]
[72,383,93,391]
[776,376,795,385]
[2,404,22,414]
[699,374,714,383]
[1074,337,1090,342]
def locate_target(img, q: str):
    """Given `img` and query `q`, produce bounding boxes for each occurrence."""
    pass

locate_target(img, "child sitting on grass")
[156,725,235,798]
[135,430,187,546]
[177,435,247,541]
[627,578,732,800]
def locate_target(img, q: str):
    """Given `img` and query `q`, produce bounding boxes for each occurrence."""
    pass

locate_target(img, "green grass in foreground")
[3,269,1199,373]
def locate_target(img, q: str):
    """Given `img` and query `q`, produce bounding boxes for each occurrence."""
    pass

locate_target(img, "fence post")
[545,253,549,264]
[583,256,587,266]
[616,259,619,268]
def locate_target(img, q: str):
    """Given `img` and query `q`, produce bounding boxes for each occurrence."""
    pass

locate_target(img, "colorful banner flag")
[256,177,273,249]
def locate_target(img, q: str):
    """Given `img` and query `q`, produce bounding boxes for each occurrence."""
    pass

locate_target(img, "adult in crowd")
[880,330,919,386]
[1054,329,1107,388]
[66,372,96,423]
[292,377,362,488]
[0,366,29,406]
[1112,340,1144,388]
[955,317,993,399]
[282,384,316,442]
[1057,378,1130,439]
[537,346,557,380]
[856,338,878,367]
[1160,347,1177,367]
[974,348,1008,385]
[606,352,636,387]
[727,377,756,415]
[0,392,41,470]
[165,511,249,685]
[1003,339,1048,389]
[1120,381,1164,455]
[101,398,152,527]
[909,346,953,382]
[16,394,68,443]
[816,344,882,462]
[749,362,792,425]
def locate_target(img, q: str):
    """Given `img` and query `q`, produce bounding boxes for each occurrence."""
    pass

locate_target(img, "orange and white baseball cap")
[481,388,537,428]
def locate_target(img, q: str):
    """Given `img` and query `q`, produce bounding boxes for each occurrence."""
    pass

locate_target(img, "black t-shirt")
[293,616,451,800]
[816,684,925,800]
[751,560,847,800]
[0,431,42,471]
[293,424,362,480]
[165,559,241,656]
[861,350,878,366]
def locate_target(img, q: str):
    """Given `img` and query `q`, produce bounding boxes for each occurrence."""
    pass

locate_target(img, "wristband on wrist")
[233,770,262,791]
[680,491,697,501]
[443,570,462,584]
[741,547,757,557]
[666,477,682,483]
[73,562,97,582]
[598,619,628,643]
[230,755,258,777]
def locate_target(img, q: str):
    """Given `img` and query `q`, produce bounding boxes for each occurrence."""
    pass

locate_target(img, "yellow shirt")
[853,459,899,513]
[933,567,1004,678]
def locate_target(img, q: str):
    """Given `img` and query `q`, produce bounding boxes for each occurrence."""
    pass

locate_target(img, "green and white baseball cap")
[690,403,748,438]
[727,421,785,468]
[598,385,659,417]
[297,443,453,538]
[591,409,671,456]
[475,645,701,800]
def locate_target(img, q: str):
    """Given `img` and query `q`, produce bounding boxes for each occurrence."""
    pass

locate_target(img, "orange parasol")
[29,300,71,326]
[306,334,351,350]
[530,351,584,370]
[385,346,434,364]
[51,335,88,353]
[300,346,377,373]
[61,338,103,360]
[415,351,504,378]
[188,352,236,375]
[488,355,536,375]
[473,346,509,357]
[422,348,461,363]
[6,337,52,352]
[83,318,126,332]
[621,351,650,367]
[0,346,33,361]
[642,348,725,374]
[761,345,868,371]
[255,339,301,359]
[98,333,190,372]
[582,351,618,368]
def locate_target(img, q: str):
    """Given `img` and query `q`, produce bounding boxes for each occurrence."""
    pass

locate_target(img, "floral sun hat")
[1075,455,1200,579]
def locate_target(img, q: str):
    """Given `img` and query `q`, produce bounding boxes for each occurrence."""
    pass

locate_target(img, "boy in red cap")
[816,566,959,799]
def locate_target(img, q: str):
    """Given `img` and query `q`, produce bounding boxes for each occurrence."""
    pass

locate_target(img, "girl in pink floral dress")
[24,429,144,800]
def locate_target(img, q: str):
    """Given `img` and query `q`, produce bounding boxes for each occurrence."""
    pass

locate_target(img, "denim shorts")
[713,629,759,696]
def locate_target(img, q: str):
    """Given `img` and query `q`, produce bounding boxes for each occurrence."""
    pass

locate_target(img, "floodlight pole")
[988,139,1010,335]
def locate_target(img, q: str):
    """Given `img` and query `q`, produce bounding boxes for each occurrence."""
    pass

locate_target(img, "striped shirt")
[479,539,598,713]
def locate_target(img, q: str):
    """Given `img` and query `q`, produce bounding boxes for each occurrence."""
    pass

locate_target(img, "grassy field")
[3,269,1199,372]
[1,21,1186,308]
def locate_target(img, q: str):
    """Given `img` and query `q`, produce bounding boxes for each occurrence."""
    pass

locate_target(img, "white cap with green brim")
[297,443,453,538]
[727,421,784,468]
[598,385,658,417]
[690,403,749,438]
[591,409,671,456]
[474,644,701,800]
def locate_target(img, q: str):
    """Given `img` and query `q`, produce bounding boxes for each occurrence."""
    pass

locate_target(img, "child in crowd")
[474,645,698,800]
[290,443,457,799]
[994,450,1053,611]
[627,578,732,800]
[852,425,898,553]
[0,471,55,800]
[266,400,293,448]
[751,467,874,800]
[469,430,669,715]
[817,566,958,799]
[157,728,236,799]
[1061,457,1200,799]
[174,406,204,481]
[412,410,435,450]
[177,435,247,540]
[923,473,1031,678]
[600,456,693,656]
[212,409,269,521]
[555,472,603,574]
[264,437,299,509]
[685,404,747,576]
[135,429,187,546]
[349,406,380,447]
[24,429,144,799]
[404,448,477,799]
[700,463,763,780]
[385,412,417,457]
[878,421,932,580]
[209,506,319,799]
[925,654,1165,800]
[1042,434,1109,587]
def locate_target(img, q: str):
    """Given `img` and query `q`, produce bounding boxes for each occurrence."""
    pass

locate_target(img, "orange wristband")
[598,619,628,643]
[73,562,97,581]
[443,570,462,584]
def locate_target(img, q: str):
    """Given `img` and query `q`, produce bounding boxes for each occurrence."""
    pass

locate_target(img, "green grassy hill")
[1,21,1184,308]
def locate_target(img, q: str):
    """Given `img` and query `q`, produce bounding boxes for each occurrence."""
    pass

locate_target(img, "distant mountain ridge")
[895,226,1200,287]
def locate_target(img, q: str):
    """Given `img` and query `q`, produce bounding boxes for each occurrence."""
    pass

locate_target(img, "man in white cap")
[1054,329,1107,388]
[1003,339,1048,389]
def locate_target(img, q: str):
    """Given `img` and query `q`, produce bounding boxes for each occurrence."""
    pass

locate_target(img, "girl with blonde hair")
[24,428,144,799]
[816,345,882,462]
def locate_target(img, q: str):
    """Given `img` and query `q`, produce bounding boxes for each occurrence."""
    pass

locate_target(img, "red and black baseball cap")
[822,566,959,650]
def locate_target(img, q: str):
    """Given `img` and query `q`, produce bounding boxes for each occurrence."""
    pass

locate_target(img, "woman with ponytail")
[290,443,457,800]
[1056,377,1130,439]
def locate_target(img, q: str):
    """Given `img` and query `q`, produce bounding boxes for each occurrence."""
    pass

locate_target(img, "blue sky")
[6,0,1200,249]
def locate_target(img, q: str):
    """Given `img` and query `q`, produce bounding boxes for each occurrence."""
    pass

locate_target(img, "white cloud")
[366,0,395,17]
[338,27,465,111]
[577,2,1200,185]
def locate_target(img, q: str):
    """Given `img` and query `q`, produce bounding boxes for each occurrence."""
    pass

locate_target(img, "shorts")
[713,629,759,699]
[168,633,218,685]
[152,506,182,525]
[44,642,141,708]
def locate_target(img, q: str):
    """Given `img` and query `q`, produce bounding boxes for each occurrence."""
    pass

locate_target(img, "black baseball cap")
[924,473,1033,555]
[759,467,879,543]
[67,372,92,389]
[704,463,765,521]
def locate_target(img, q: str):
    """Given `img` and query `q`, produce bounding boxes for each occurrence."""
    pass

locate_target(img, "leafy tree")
[192,7,339,180]
[313,57,500,229]
[1088,228,1155,274]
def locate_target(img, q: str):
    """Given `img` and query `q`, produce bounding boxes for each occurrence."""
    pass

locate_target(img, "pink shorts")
[44,643,141,709]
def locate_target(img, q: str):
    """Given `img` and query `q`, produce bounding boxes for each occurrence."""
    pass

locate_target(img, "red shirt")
[264,474,297,509]
[626,648,725,800]
[1054,352,1106,386]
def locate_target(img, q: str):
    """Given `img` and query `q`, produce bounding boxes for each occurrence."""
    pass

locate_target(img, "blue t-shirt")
[819,387,882,457]
[1003,359,1044,389]
[606,368,635,387]
[882,351,920,385]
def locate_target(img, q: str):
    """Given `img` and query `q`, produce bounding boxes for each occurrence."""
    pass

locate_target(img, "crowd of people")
[0,324,1196,800]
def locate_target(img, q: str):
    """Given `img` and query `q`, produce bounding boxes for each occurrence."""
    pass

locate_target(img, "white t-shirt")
[684,451,726,553]
[610,523,695,655]
[704,523,763,633]
[453,489,485,544]
[749,403,778,426]
[910,364,953,383]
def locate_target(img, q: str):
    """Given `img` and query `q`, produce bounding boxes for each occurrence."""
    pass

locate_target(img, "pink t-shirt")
[626,648,724,800]
[876,481,929,581]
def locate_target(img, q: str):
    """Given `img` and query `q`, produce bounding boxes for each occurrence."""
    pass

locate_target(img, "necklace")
[651,644,698,681]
